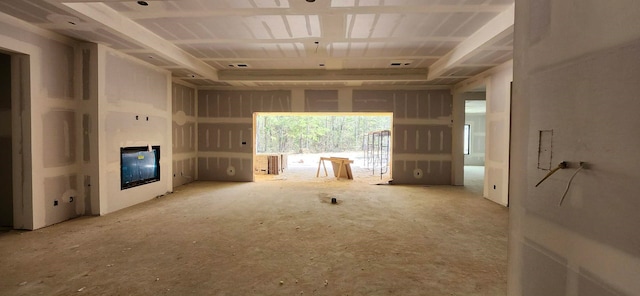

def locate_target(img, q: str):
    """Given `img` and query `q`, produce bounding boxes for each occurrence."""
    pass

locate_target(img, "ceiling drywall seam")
[62,2,219,81]
[427,4,514,81]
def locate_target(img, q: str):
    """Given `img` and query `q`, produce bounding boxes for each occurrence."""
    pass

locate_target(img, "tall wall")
[0,14,82,229]
[197,90,291,181]
[453,61,512,205]
[511,1,640,295]
[97,46,173,214]
[196,88,452,185]
[353,89,453,184]
[172,82,197,187]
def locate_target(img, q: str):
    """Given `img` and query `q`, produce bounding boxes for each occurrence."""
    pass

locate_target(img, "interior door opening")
[253,112,393,183]
[464,98,486,196]
[0,52,13,230]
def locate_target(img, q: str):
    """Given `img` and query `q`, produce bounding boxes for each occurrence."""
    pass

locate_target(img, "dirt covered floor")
[0,162,507,296]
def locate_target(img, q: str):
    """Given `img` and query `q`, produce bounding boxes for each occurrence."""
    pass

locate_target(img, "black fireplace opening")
[120,145,160,190]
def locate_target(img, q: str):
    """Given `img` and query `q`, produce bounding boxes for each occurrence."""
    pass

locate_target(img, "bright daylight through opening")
[253,113,393,182]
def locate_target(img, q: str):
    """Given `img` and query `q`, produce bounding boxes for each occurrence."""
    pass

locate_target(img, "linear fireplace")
[120,145,160,190]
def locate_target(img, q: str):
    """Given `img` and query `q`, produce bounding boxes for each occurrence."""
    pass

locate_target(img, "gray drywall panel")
[172,83,197,188]
[522,243,567,296]
[172,122,196,153]
[195,90,291,182]
[42,110,76,168]
[198,156,252,182]
[393,125,452,154]
[353,89,452,119]
[104,112,168,163]
[198,123,252,153]
[392,160,452,185]
[305,90,339,111]
[173,158,196,187]
[198,90,292,118]
[352,89,453,185]
[42,41,74,100]
[422,90,452,119]
[352,90,395,112]
[43,174,78,226]
[511,1,640,294]
[577,269,627,296]
[104,51,167,110]
[173,84,195,116]
[523,39,640,257]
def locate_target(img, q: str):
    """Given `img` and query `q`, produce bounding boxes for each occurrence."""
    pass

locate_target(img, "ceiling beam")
[218,69,429,83]
[115,5,511,20]
[63,2,219,81]
[168,36,466,45]
[427,4,514,81]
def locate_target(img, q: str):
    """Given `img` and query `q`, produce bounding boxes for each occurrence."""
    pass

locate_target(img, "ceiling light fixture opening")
[137,1,149,6]
[306,0,316,2]
[228,63,251,68]
[390,60,414,67]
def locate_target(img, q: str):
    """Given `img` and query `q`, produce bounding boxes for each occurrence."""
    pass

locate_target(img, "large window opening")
[254,113,393,182]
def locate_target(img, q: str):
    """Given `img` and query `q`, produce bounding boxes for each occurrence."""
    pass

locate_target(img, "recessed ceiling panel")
[0,0,514,87]
[0,1,71,24]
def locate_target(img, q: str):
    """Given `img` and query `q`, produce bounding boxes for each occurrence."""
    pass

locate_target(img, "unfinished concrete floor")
[0,172,508,296]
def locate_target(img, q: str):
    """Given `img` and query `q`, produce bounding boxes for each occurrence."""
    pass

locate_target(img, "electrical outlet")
[69,196,74,202]
[54,200,58,206]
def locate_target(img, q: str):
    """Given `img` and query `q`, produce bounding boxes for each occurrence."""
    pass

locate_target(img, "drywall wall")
[172,82,197,187]
[510,1,640,295]
[98,46,172,214]
[353,89,453,185]
[77,43,100,217]
[0,52,12,226]
[0,14,83,229]
[305,90,339,112]
[453,61,512,206]
[464,112,486,166]
[197,88,452,185]
[197,90,291,181]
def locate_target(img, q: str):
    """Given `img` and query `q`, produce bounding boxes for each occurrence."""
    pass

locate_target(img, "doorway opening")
[0,52,12,230]
[464,98,486,196]
[253,112,393,182]
[0,51,31,230]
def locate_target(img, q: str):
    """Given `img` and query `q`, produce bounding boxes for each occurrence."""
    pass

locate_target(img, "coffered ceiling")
[0,0,514,87]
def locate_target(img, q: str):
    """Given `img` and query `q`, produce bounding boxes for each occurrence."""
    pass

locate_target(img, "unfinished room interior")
[0,0,638,295]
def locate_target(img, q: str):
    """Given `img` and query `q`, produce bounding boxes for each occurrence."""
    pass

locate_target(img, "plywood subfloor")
[0,178,507,296]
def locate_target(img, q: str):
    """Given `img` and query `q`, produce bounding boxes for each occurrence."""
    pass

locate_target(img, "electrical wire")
[535,161,567,187]
[559,164,585,206]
